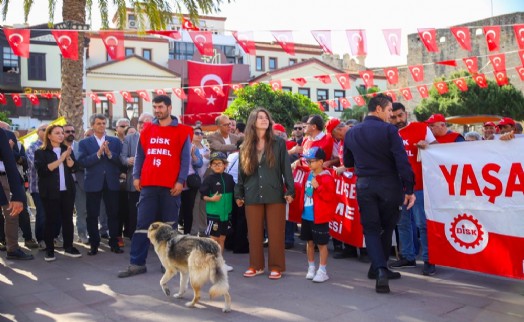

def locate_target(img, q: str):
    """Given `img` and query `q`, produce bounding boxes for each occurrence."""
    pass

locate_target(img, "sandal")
[243,268,264,277]
[268,271,282,280]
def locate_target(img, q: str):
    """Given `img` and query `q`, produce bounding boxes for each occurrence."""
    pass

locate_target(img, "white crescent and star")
[465,59,475,67]
[496,72,505,80]
[456,30,466,41]
[8,33,23,46]
[492,57,502,67]
[194,34,207,46]
[422,31,433,41]
[57,35,72,49]
[276,34,288,45]
[200,74,224,105]
[485,30,497,43]
[338,76,347,84]
[104,35,119,52]
[387,70,396,79]
[517,67,524,75]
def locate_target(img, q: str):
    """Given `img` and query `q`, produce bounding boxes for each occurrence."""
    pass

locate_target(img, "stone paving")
[1,236,523,322]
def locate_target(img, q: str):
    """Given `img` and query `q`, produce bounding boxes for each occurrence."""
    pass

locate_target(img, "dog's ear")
[150,223,160,230]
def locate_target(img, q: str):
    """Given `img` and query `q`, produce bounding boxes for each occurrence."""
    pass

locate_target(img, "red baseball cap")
[425,114,446,124]
[497,117,515,127]
[272,123,286,133]
[325,118,341,135]
[483,121,496,127]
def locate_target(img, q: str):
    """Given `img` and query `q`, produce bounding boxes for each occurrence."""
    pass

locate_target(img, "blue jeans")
[397,190,428,262]
[412,190,428,262]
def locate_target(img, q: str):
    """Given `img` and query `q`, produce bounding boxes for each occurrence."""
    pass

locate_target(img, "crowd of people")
[0,94,520,293]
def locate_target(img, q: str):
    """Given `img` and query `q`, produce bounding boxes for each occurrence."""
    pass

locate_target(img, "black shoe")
[44,250,56,262]
[87,247,98,256]
[368,266,401,280]
[422,262,436,276]
[6,248,34,260]
[110,245,124,254]
[63,247,82,258]
[100,233,109,239]
[389,257,417,268]
[118,264,147,278]
[376,268,390,293]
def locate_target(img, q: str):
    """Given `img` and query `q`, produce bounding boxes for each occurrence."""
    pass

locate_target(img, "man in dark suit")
[78,114,123,255]
[207,115,240,155]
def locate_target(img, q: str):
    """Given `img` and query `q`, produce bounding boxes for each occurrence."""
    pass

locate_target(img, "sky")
[2,0,524,67]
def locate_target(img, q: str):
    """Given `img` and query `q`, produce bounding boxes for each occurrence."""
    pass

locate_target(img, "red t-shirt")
[399,122,428,191]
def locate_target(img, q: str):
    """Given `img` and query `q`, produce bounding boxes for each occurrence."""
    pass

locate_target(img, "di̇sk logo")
[445,213,488,254]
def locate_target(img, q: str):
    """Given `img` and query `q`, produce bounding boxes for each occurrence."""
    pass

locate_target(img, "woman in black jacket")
[35,124,80,261]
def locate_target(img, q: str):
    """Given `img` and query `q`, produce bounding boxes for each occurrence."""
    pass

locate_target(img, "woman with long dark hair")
[35,125,80,261]
[235,108,295,280]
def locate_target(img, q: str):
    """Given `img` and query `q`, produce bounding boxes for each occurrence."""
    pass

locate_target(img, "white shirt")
[53,147,67,191]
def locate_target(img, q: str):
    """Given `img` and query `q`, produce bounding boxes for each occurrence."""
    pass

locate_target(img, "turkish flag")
[212,85,226,96]
[0,94,6,105]
[519,50,524,67]
[484,26,500,52]
[105,92,116,104]
[51,30,78,60]
[181,17,199,31]
[453,78,469,92]
[436,60,457,67]
[120,91,133,103]
[146,30,181,40]
[272,30,295,56]
[418,28,438,52]
[291,78,307,86]
[494,71,508,86]
[28,94,40,105]
[473,73,488,88]
[186,61,233,118]
[100,31,125,60]
[317,102,325,111]
[335,73,350,90]
[382,29,401,56]
[516,66,524,81]
[359,70,374,88]
[434,82,449,95]
[417,85,429,98]
[233,31,256,55]
[269,80,282,91]
[189,31,213,56]
[400,88,413,100]
[173,88,187,100]
[463,57,478,74]
[12,94,22,107]
[383,67,399,85]
[4,28,30,58]
[409,65,425,82]
[89,92,101,104]
[488,53,506,72]
[192,87,206,99]
[136,90,150,102]
[231,83,243,91]
[385,90,397,102]
[326,99,336,109]
[339,97,351,109]
[314,75,331,84]
[311,30,333,54]
[450,27,472,51]
[514,24,524,49]
[353,96,365,106]
[155,89,166,96]
[345,29,367,56]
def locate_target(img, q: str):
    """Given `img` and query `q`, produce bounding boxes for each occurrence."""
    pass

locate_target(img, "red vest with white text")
[301,134,334,166]
[436,131,461,143]
[399,122,427,191]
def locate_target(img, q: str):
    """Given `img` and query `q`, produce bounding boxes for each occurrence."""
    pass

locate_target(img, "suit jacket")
[206,131,239,154]
[0,129,25,205]
[34,144,77,199]
[72,141,85,190]
[119,132,140,192]
[77,135,122,192]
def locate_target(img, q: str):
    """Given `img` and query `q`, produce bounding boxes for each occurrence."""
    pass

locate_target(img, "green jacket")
[235,137,295,205]
[200,172,235,221]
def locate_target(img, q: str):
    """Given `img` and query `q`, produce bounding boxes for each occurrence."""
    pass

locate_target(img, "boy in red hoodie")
[300,147,336,283]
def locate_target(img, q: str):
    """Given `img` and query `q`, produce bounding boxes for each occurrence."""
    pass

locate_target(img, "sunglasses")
[64,130,75,134]
[306,159,320,165]
[194,132,203,136]
[293,127,303,130]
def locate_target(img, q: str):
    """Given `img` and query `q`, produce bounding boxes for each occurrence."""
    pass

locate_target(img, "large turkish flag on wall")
[185,61,233,124]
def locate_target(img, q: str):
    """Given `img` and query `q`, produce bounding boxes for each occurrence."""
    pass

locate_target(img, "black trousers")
[127,191,140,238]
[356,176,403,271]
[180,187,198,235]
[42,192,75,252]
[86,182,119,248]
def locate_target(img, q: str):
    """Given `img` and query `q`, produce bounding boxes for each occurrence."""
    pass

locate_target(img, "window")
[317,89,329,111]
[334,90,345,112]
[298,88,310,98]
[28,53,46,81]
[142,49,152,60]
[256,56,264,71]
[289,58,297,66]
[269,57,277,70]
[2,47,19,72]
[92,99,112,128]
[215,45,236,63]
[282,87,292,92]
[172,42,195,60]
[125,47,135,56]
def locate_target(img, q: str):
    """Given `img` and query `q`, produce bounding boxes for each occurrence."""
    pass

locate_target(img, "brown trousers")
[0,175,20,252]
[245,203,286,272]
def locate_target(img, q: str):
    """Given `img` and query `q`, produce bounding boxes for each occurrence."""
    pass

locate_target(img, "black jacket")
[34,144,78,199]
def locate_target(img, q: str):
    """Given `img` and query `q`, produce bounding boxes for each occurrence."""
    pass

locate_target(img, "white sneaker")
[306,266,316,280]
[312,269,329,283]
[224,264,233,272]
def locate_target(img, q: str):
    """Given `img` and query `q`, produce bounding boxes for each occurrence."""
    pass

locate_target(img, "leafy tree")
[0,0,229,137]
[414,70,524,121]
[0,111,11,124]
[340,86,380,122]
[224,83,325,132]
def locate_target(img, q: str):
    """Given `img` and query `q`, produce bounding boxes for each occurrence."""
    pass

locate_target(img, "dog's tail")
[209,255,229,298]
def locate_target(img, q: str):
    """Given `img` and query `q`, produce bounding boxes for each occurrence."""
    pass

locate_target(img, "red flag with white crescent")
[383,67,399,85]
[463,56,478,74]
[232,31,256,56]
[317,102,325,111]
[516,66,524,81]
[436,60,457,67]
[12,94,22,107]
[28,94,40,105]
[269,80,282,91]
[192,87,206,99]
[212,85,225,97]
[514,24,524,50]
[181,17,199,31]
[328,99,337,108]
[488,53,506,72]
[450,27,472,51]
[385,90,397,102]
[418,28,438,52]
[382,29,401,56]
[231,83,243,91]
[291,78,307,86]
[4,28,30,58]
[314,75,331,84]
[353,96,365,106]
[417,85,429,98]
[155,89,166,96]
[519,50,524,67]
[105,92,116,104]
[51,30,78,60]
[136,90,151,102]
[473,73,488,88]
[335,73,351,90]
[146,30,181,40]
[339,97,351,109]
[494,71,508,86]
[400,88,413,100]
[271,30,295,56]
[173,88,187,100]
[120,91,133,103]
[100,31,125,60]
[0,93,6,105]
[311,30,333,54]
[453,78,469,92]
[409,65,425,82]
[189,31,214,56]
[89,92,101,104]
[484,26,500,52]
[434,82,449,95]
[359,70,374,88]
[345,29,367,56]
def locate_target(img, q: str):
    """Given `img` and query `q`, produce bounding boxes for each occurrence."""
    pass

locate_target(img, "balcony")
[0,69,22,91]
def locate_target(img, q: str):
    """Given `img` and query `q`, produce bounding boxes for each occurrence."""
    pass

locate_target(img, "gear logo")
[445,213,488,254]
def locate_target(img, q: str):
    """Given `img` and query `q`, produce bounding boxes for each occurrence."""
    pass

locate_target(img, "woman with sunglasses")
[190,127,211,236]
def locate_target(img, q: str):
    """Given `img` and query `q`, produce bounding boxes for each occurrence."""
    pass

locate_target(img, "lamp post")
[126,105,138,126]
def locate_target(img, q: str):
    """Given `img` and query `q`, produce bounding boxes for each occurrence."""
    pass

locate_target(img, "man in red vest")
[298,115,334,167]
[425,114,465,143]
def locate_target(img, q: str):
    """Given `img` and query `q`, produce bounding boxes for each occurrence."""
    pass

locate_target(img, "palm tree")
[1,0,229,137]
